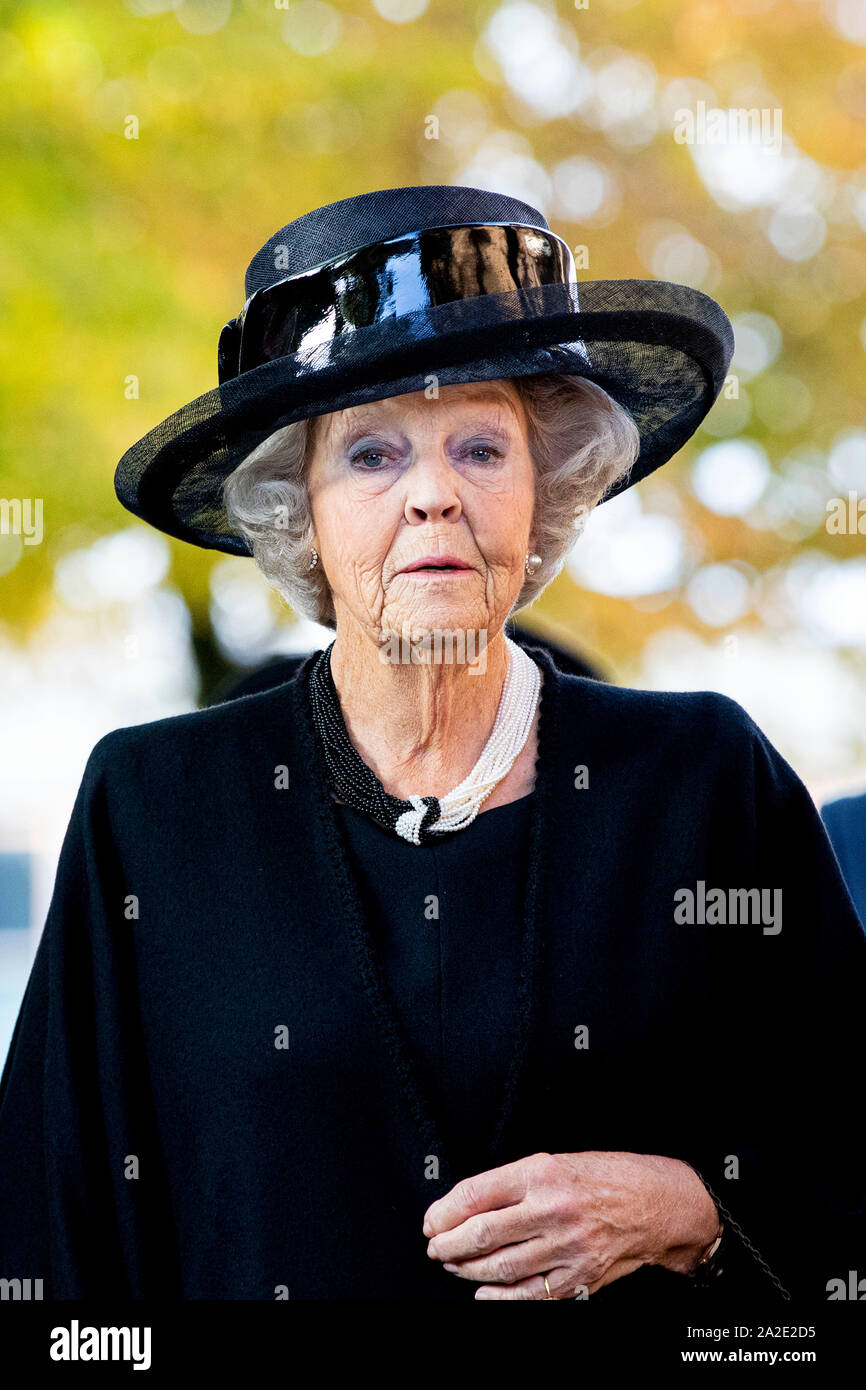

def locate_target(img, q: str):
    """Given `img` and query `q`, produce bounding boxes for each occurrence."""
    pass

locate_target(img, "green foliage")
[1,0,864,684]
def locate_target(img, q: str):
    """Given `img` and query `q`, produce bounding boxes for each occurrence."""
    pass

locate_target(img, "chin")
[376,607,493,663]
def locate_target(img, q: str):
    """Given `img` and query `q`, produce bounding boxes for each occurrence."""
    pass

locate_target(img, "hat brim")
[115,279,734,554]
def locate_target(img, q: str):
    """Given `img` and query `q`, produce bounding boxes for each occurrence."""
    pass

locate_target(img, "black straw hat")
[114,184,735,554]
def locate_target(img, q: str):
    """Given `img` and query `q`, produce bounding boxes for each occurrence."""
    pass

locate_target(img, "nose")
[403,449,462,526]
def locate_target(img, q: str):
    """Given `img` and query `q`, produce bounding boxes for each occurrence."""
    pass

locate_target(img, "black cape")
[1,647,864,1301]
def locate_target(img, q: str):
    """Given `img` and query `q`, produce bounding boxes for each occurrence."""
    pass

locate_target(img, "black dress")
[334,791,535,1182]
[0,645,863,1301]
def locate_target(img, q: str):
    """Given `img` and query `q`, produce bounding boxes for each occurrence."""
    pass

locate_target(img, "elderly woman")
[0,186,863,1304]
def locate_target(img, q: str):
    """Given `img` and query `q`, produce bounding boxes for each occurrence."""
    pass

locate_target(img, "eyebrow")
[340,418,514,450]
[455,421,512,445]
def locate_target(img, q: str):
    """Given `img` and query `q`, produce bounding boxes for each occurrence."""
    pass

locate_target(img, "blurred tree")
[1,0,864,709]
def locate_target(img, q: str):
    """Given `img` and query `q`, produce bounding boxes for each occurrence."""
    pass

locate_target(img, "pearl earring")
[308,548,319,571]
[524,551,542,576]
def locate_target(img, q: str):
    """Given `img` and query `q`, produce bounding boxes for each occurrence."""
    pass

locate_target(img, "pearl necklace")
[308,636,542,846]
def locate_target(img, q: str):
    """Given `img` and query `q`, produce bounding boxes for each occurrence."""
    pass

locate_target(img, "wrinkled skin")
[423,1150,721,1300]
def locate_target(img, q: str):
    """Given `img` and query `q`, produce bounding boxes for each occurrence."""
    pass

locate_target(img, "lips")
[399,555,472,573]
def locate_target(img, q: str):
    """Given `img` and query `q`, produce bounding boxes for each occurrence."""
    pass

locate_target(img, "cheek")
[472,468,535,562]
[317,497,393,593]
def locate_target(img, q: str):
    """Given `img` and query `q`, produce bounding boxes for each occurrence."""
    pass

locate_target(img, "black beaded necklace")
[293,641,561,1191]
[308,641,442,844]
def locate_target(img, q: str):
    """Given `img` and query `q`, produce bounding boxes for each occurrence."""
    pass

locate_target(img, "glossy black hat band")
[217,222,578,384]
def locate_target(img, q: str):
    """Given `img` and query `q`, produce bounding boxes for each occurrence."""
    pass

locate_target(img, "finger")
[428,1203,545,1263]
[468,1255,648,1300]
[423,1152,547,1236]
[440,1236,551,1285]
[474,1267,575,1301]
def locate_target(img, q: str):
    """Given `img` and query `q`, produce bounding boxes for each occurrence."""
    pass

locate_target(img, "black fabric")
[0,649,863,1302]
[333,792,534,1181]
[331,789,744,1307]
[297,646,551,1203]
[112,184,735,554]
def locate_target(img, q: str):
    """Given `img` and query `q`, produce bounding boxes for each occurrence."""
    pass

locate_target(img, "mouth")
[399,556,473,574]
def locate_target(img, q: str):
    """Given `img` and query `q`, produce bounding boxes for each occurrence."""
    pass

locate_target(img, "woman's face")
[305,382,535,642]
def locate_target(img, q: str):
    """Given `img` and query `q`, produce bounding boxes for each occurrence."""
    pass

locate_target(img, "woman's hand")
[422,1150,720,1300]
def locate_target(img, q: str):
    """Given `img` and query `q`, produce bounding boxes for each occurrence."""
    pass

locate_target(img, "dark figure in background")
[822,790,866,927]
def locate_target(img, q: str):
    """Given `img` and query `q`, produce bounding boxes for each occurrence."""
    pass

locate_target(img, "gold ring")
[543,1274,553,1299]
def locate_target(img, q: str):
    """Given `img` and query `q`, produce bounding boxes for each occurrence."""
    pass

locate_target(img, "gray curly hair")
[222,374,641,629]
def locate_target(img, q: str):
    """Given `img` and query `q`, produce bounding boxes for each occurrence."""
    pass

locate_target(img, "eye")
[465,444,503,464]
[349,446,391,470]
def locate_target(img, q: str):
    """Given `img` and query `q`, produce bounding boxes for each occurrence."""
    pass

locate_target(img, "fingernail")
[475,1289,490,1299]
[443,1263,457,1273]
[426,1241,438,1257]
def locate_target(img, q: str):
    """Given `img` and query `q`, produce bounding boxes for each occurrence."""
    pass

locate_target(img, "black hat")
[114,184,734,555]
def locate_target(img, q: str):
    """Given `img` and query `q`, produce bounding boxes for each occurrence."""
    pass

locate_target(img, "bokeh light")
[54,529,170,610]
[566,490,686,598]
[281,2,342,56]
[691,440,771,516]
[552,156,621,225]
[372,0,430,20]
[686,563,753,626]
[828,429,866,492]
[481,3,588,119]
[174,0,232,38]
[730,312,783,380]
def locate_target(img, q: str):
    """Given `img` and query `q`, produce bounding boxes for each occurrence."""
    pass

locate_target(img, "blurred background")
[1,0,865,1059]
